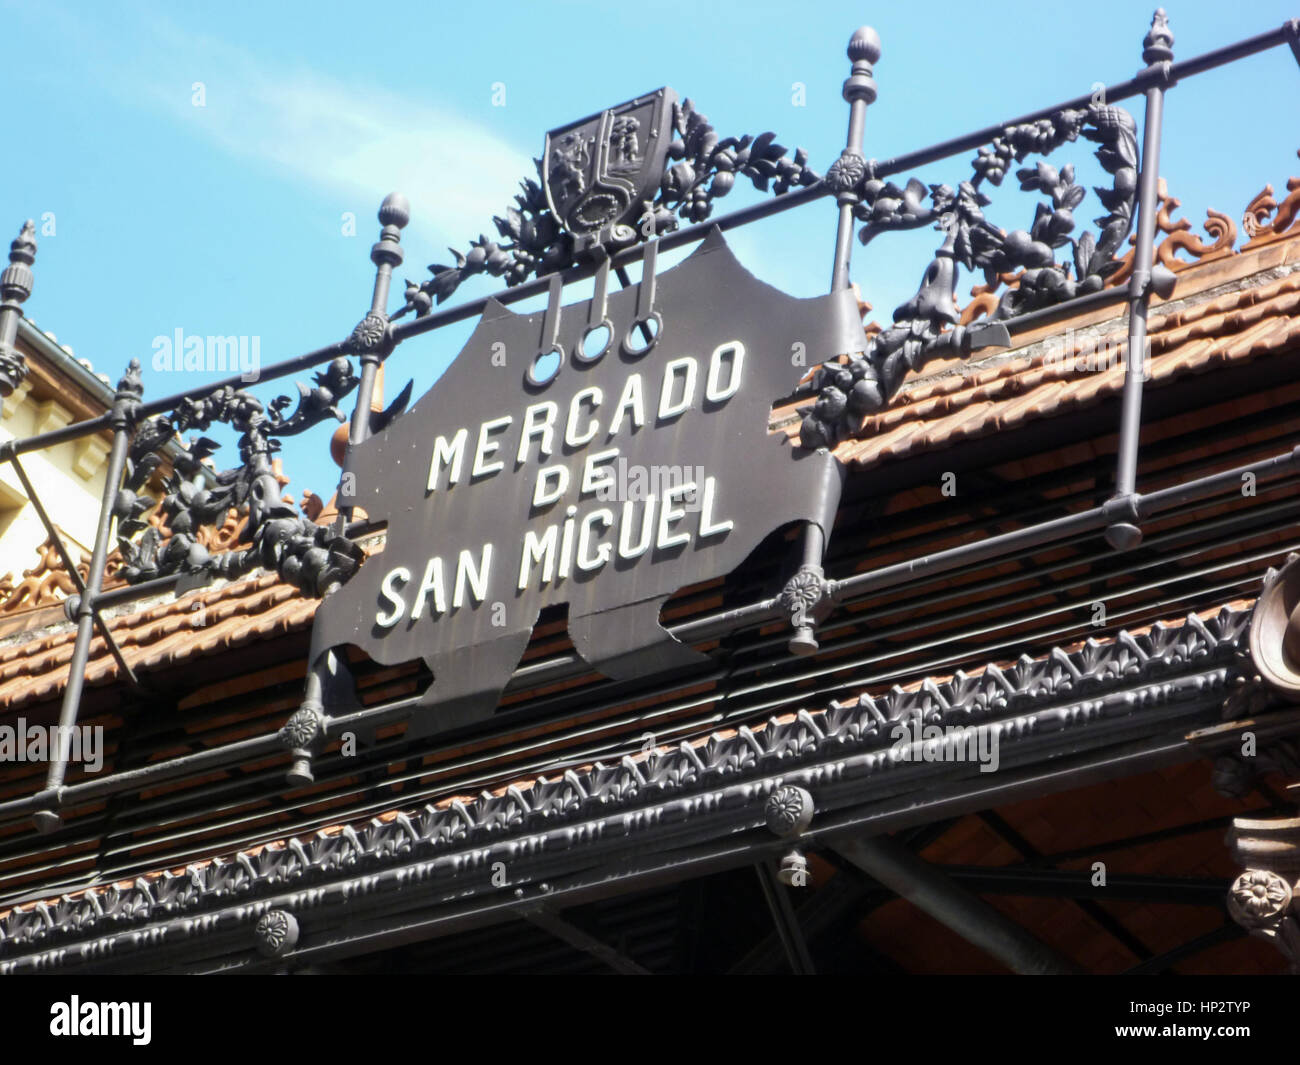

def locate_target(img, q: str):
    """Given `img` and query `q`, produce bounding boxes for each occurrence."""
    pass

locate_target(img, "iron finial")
[1143,8,1174,65]
[847,25,881,65]
[378,191,410,231]
[843,26,880,105]
[371,192,408,271]
[0,219,37,398]
[8,220,36,269]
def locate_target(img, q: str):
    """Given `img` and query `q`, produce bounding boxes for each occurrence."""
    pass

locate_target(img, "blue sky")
[5,0,1298,500]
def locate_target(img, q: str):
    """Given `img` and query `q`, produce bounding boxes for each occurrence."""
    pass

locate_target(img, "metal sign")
[309,228,862,732]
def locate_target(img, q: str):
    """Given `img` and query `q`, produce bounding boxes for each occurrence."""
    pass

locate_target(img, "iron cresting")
[372,340,744,628]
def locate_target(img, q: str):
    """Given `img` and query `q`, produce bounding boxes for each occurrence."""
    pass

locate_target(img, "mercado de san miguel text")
[2,10,1300,975]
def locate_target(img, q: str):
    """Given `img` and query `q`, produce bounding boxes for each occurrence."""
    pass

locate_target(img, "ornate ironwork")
[254,909,300,957]
[1210,555,1300,797]
[0,220,37,397]
[404,94,821,311]
[796,102,1140,447]
[115,357,368,597]
[1226,817,1300,973]
[764,785,814,837]
[0,603,1252,967]
[779,565,833,655]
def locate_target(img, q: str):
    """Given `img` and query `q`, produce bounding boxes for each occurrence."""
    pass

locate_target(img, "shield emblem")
[543,88,677,251]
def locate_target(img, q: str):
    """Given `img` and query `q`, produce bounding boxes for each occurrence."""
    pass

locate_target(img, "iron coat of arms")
[542,89,677,251]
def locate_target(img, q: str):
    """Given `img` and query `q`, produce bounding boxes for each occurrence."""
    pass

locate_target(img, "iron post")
[32,360,141,834]
[337,192,408,527]
[786,25,881,656]
[829,26,880,292]
[1106,8,1176,551]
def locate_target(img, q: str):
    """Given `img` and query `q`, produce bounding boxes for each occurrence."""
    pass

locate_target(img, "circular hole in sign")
[526,347,562,388]
[621,313,662,357]
[576,321,613,365]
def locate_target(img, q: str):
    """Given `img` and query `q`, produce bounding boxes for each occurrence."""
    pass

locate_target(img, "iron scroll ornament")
[115,354,408,597]
[308,229,862,737]
[797,102,1140,448]
[399,91,822,313]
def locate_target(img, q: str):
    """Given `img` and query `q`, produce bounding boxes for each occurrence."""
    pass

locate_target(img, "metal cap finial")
[848,26,881,64]
[378,192,410,230]
[843,26,880,105]
[1143,8,1174,65]
[0,219,37,398]
[8,220,36,266]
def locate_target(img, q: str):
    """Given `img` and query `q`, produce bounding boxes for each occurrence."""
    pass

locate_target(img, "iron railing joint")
[1285,18,1300,68]
[1103,493,1142,524]
[1134,59,1178,91]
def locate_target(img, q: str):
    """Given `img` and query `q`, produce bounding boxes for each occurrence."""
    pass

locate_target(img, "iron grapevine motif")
[115,355,400,597]
[400,91,821,312]
[797,102,1139,448]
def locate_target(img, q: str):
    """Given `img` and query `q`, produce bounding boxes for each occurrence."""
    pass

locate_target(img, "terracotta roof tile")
[782,240,1300,469]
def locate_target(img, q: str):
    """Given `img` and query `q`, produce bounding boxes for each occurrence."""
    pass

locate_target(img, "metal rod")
[336,194,408,529]
[1123,923,1244,974]
[5,453,141,690]
[32,364,139,833]
[614,265,654,345]
[754,861,816,974]
[829,27,880,291]
[522,908,652,975]
[3,339,348,458]
[868,22,1291,182]
[89,572,183,610]
[997,283,1131,336]
[834,833,1083,974]
[940,866,1230,906]
[1106,12,1175,551]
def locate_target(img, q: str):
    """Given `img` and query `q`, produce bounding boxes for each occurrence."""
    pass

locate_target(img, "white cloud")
[110,16,534,245]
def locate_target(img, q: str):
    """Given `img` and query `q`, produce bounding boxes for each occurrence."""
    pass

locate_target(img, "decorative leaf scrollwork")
[798,104,1139,448]
[117,357,368,597]
[657,100,820,224]
[402,98,820,312]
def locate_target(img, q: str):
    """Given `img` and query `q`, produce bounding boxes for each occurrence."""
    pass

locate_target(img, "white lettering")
[411,557,447,619]
[517,401,558,465]
[698,477,733,538]
[428,428,468,491]
[518,526,559,589]
[656,482,695,549]
[705,341,744,402]
[376,567,410,627]
[618,497,656,559]
[453,544,492,608]
[472,416,512,479]
[608,374,645,435]
[577,508,614,570]
[565,387,601,448]
[657,357,697,421]
[533,464,569,508]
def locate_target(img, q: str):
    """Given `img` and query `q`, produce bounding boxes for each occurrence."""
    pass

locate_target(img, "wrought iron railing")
[0,10,1296,835]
